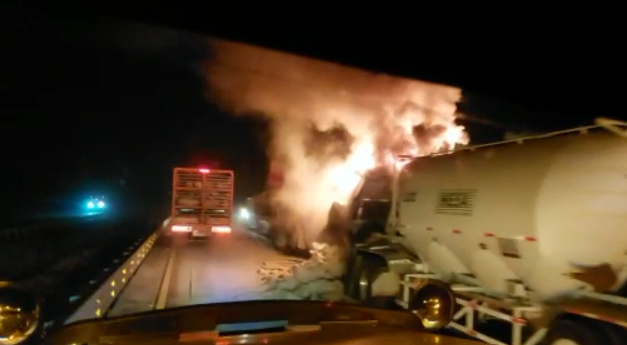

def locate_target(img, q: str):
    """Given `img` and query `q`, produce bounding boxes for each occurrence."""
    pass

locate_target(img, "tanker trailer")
[345,118,627,345]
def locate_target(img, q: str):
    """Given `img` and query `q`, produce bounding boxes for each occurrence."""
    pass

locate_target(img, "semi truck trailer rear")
[168,167,234,244]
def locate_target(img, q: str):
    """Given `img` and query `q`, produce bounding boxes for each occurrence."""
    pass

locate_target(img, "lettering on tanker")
[402,192,417,202]
[434,189,477,216]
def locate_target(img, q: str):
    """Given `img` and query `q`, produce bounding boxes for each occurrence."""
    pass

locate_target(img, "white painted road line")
[156,248,176,309]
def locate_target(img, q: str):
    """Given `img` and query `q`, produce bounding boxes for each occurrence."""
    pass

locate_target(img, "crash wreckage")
[253,119,627,345]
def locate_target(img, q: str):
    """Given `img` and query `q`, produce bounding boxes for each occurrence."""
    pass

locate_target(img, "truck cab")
[168,167,234,243]
[350,198,392,243]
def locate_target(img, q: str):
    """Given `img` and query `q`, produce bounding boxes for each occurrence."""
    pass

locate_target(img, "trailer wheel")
[595,321,627,345]
[543,319,611,345]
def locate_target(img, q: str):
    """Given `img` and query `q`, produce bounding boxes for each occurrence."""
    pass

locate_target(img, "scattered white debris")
[257,242,346,301]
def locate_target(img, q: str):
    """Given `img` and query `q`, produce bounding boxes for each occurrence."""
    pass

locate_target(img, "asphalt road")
[108,229,284,317]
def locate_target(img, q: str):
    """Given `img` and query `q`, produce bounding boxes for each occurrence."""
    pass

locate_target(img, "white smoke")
[205,38,468,245]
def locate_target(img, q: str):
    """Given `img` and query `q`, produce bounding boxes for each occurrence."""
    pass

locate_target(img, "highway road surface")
[108,229,285,317]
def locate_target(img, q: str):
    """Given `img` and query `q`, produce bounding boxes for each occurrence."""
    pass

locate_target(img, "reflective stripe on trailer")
[450,294,548,345]
[431,228,539,242]
[458,298,527,325]
[565,308,627,328]
[484,232,537,242]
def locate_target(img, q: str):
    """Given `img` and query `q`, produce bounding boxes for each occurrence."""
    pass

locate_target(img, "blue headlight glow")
[87,201,95,209]
[97,201,105,208]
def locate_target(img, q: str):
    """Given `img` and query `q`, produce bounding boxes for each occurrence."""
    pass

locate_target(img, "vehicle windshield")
[69,17,463,319]
[4,15,469,342]
[8,8,627,345]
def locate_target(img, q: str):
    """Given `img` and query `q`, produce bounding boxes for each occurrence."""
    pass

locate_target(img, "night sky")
[3,17,269,220]
[2,8,624,222]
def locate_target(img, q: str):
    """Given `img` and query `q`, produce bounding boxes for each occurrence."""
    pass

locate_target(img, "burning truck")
[254,118,627,345]
[245,120,466,256]
[243,161,349,254]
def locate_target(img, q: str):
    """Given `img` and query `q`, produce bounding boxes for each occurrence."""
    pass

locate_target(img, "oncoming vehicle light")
[238,207,250,220]
[85,196,107,211]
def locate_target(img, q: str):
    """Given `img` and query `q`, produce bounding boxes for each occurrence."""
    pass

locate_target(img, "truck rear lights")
[211,226,231,233]
[172,225,192,232]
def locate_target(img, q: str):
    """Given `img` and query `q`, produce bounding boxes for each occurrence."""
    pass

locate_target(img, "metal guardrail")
[0,214,111,243]
[63,226,161,325]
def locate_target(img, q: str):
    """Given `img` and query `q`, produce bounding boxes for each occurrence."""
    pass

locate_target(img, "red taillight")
[211,226,231,233]
[199,168,210,174]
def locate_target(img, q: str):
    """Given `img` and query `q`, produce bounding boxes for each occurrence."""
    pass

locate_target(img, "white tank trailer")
[345,118,627,345]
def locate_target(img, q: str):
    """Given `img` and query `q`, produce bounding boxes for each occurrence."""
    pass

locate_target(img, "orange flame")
[206,38,469,244]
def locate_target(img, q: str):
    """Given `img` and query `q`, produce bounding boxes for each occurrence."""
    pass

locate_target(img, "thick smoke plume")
[206,38,468,246]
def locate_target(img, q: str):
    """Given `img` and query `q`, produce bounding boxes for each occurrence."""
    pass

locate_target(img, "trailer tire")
[595,321,627,345]
[543,319,612,345]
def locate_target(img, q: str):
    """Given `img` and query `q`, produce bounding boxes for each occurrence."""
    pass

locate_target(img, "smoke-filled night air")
[206,38,468,249]
[2,9,627,345]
